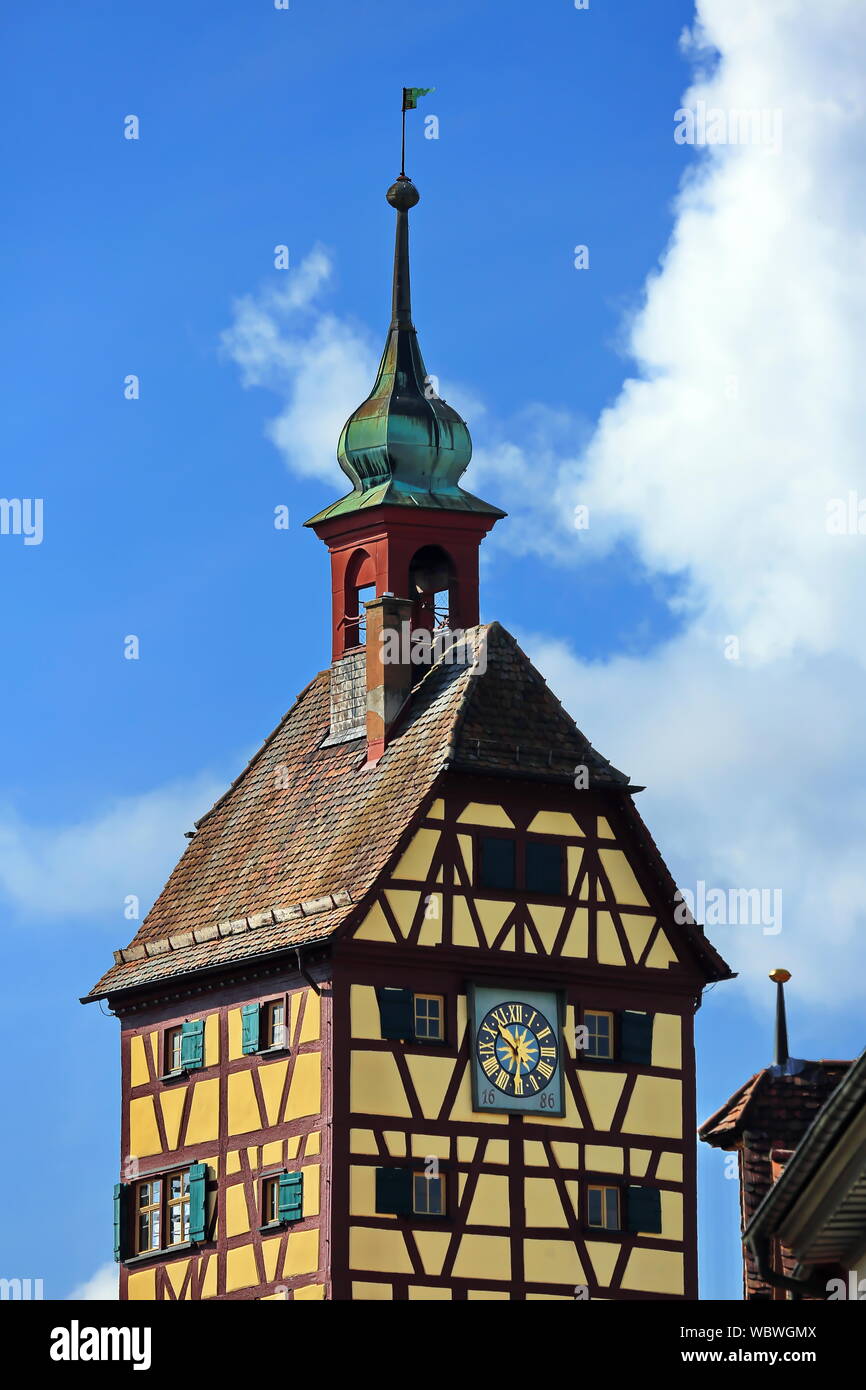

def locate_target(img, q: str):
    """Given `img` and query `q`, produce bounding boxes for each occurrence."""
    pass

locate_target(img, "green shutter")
[241,1003,260,1054]
[113,1182,126,1262]
[375,1166,412,1215]
[278,1171,304,1223]
[180,1019,204,1070]
[626,1185,662,1234]
[619,1010,653,1064]
[376,988,414,1040]
[188,1163,208,1243]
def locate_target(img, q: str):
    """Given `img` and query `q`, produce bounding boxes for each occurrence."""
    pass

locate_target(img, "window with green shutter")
[188,1163,208,1243]
[619,1011,654,1065]
[278,1171,304,1223]
[180,1019,204,1071]
[241,1003,260,1054]
[113,1182,127,1262]
[375,1166,412,1216]
[626,1185,663,1234]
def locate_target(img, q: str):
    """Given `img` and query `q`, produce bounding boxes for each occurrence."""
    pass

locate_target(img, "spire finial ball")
[387,177,420,210]
[769,968,791,984]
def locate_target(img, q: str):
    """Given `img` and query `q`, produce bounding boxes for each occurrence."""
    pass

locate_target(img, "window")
[584,1010,614,1059]
[164,1027,182,1075]
[413,994,444,1042]
[376,988,446,1043]
[375,1167,447,1219]
[479,836,516,891]
[587,1185,620,1231]
[262,1172,303,1226]
[135,1178,162,1254]
[120,1164,208,1261]
[167,1170,190,1246]
[263,999,286,1050]
[242,1000,289,1055]
[161,1019,204,1076]
[585,1184,662,1235]
[262,1176,280,1226]
[525,840,564,895]
[580,1009,654,1063]
[413,1171,446,1217]
[478,835,565,895]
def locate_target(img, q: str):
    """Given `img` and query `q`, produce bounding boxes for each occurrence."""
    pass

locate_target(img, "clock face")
[469,985,564,1116]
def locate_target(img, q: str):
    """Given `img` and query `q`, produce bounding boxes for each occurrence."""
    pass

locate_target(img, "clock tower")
[85,158,732,1301]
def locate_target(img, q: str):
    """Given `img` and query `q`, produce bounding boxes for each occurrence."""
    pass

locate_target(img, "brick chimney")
[364,594,415,763]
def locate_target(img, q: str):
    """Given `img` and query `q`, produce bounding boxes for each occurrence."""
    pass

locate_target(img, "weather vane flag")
[401,86,435,175]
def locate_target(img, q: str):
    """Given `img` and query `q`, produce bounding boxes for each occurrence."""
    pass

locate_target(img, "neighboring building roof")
[84,623,731,1002]
[700,1062,852,1149]
[744,1046,866,1270]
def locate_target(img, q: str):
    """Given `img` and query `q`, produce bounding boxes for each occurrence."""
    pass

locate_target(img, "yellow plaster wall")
[621,1247,684,1296]
[129,1096,161,1157]
[393,827,440,881]
[350,1226,413,1274]
[456,802,514,828]
[622,1077,683,1139]
[351,1051,412,1117]
[130,1034,150,1088]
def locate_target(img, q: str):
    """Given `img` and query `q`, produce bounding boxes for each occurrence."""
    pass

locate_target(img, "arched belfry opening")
[342,548,376,650]
[409,544,455,632]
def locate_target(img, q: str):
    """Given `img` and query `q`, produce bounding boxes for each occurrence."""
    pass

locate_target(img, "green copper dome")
[305,177,504,526]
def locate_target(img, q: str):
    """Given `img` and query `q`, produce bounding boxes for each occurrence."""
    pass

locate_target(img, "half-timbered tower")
[84,167,732,1302]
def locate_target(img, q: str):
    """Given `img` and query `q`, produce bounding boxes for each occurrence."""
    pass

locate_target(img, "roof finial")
[769,968,791,1067]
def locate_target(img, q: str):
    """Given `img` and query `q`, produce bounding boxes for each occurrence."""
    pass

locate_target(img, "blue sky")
[3,0,864,1301]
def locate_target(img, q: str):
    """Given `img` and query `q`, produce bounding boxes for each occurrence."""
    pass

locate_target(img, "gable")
[345,775,728,982]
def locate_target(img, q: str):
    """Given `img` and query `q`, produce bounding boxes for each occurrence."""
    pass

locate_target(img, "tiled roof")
[84,622,728,1001]
[699,1062,852,1148]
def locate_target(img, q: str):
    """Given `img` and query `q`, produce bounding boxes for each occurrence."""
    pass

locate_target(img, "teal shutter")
[626,1185,662,1234]
[278,1171,303,1223]
[619,1011,654,1064]
[113,1182,126,1262]
[180,1019,204,1070]
[188,1163,208,1242]
[375,1166,412,1215]
[241,1003,260,1054]
[376,988,415,1040]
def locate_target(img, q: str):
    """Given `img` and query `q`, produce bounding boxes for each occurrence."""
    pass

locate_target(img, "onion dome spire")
[306,174,503,525]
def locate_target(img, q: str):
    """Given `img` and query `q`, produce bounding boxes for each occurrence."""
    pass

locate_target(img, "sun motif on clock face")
[475,1000,560,1098]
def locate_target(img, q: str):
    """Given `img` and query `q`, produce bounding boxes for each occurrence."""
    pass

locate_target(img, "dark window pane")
[525,840,563,895]
[605,1189,619,1229]
[587,1188,603,1226]
[480,836,516,891]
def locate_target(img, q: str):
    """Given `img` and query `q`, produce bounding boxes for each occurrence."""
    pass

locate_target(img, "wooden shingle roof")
[84,623,726,1001]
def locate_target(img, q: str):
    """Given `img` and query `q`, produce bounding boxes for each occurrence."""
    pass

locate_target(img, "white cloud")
[221,246,377,485]
[0,772,224,925]
[67,1263,118,1300]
